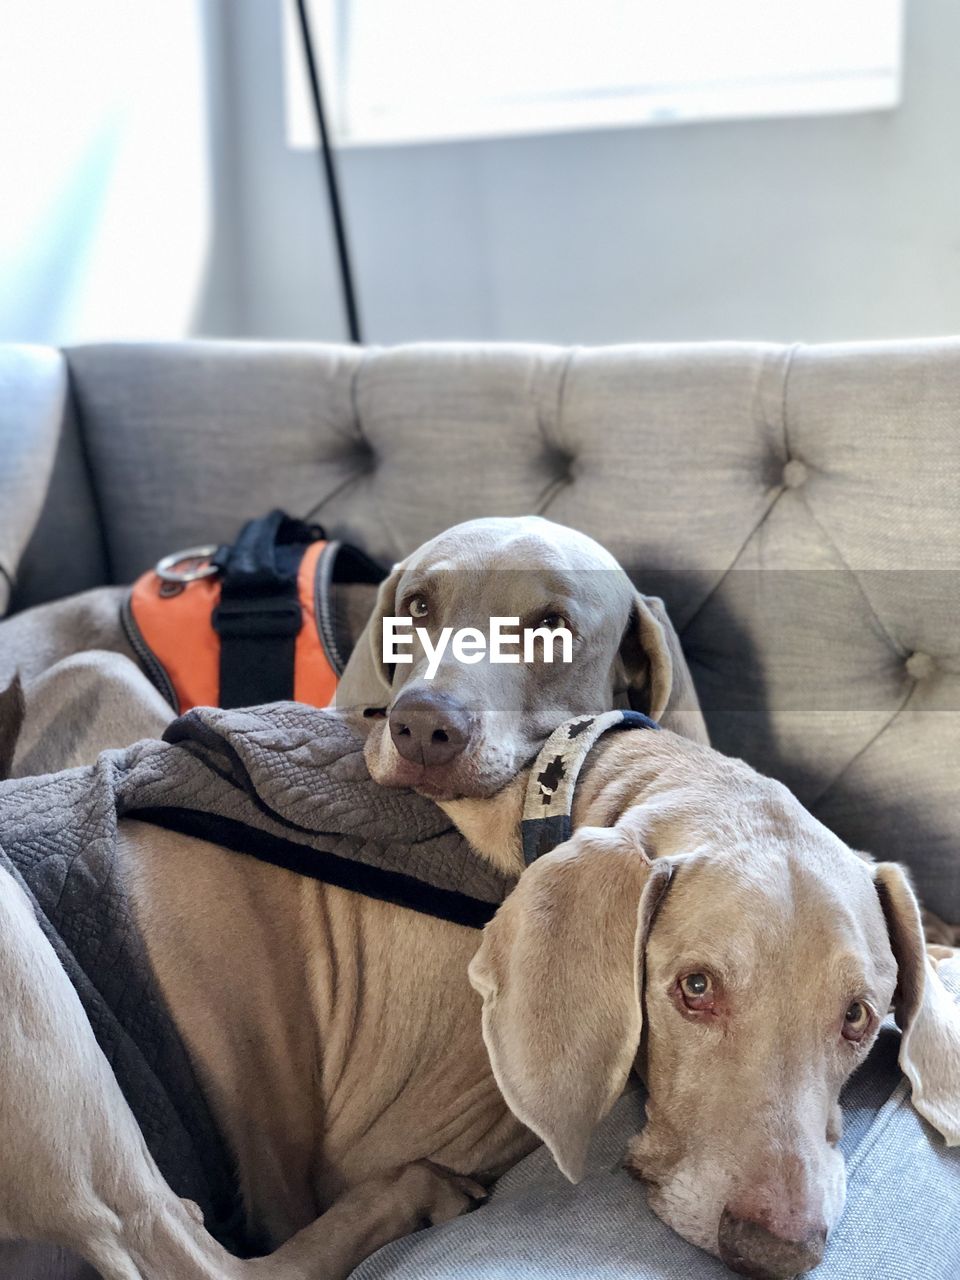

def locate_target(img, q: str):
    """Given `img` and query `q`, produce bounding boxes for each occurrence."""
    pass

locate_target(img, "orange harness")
[122,512,384,714]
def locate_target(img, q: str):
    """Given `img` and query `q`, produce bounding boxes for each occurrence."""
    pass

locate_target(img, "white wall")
[203,0,960,346]
[2,2,956,347]
[0,1,211,346]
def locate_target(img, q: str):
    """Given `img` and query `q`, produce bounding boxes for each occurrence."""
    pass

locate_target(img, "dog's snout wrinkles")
[388,690,474,768]
[718,1208,826,1280]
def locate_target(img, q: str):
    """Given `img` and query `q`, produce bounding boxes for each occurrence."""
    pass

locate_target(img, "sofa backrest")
[2,338,958,918]
[0,345,108,613]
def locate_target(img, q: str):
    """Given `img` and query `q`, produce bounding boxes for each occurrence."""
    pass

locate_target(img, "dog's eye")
[405,595,429,618]
[841,1000,871,1042]
[679,972,714,1008]
[536,613,568,632]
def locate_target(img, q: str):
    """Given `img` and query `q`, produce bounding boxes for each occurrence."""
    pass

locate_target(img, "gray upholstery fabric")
[65,341,366,582]
[10,395,108,611]
[4,338,959,918]
[0,345,71,614]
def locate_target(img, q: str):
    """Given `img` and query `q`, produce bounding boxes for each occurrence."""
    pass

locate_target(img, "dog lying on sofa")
[1,704,957,1280]
[466,720,960,1277]
[0,515,707,780]
[0,515,955,1279]
[0,515,706,1278]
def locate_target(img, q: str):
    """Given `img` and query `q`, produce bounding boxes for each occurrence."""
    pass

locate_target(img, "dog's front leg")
[0,868,249,1280]
[256,1162,486,1280]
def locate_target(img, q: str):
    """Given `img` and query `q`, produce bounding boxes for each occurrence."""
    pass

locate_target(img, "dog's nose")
[718,1208,826,1280]
[388,690,474,768]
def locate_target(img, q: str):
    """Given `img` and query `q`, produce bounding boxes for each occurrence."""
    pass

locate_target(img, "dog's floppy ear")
[469,831,674,1182]
[334,562,406,709]
[619,593,709,744]
[874,862,960,1145]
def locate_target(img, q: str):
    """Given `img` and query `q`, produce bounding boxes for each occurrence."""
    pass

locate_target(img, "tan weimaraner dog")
[337,514,708,792]
[2,721,959,1280]
[0,515,705,1278]
[0,515,706,780]
[467,729,960,1276]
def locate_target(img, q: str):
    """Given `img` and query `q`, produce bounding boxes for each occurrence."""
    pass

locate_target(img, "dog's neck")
[439,728,671,878]
[439,774,527,876]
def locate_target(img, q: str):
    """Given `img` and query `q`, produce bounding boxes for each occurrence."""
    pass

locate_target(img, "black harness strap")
[127,806,500,930]
[212,510,322,709]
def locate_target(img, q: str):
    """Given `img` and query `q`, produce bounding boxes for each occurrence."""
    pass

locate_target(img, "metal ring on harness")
[154,546,220,584]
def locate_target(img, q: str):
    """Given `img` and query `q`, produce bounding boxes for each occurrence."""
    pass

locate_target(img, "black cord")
[294,0,363,343]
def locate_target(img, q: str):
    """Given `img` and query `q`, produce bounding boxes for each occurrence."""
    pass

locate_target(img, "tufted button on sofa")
[1,338,958,920]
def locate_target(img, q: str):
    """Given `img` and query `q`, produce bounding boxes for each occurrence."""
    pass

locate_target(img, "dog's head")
[336,516,705,799]
[469,807,960,1278]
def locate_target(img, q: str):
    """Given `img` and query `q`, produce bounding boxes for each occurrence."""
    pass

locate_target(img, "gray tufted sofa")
[1,338,959,1278]
[3,338,958,924]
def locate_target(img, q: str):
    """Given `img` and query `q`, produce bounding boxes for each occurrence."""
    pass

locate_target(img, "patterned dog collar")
[521,709,660,866]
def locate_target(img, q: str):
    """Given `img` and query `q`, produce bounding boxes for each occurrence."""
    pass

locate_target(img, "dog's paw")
[395,1161,488,1230]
